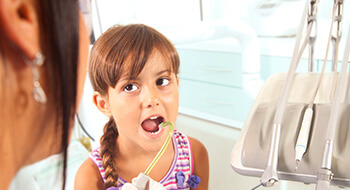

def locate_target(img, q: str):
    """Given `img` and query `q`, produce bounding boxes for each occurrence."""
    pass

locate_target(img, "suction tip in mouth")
[141,116,164,133]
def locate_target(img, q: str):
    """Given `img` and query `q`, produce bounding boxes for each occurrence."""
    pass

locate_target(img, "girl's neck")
[116,134,173,160]
[115,136,175,182]
[116,142,161,163]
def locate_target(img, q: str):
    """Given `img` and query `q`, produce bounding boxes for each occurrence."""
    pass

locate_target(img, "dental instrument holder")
[231,0,350,188]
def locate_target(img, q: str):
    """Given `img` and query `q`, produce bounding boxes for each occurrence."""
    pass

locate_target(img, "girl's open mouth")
[141,116,165,138]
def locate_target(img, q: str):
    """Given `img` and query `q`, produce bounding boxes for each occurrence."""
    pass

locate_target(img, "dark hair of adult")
[39,0,80,188]
[0,0,80,188]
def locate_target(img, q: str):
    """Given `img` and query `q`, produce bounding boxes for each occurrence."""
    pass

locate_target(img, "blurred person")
[0,0,90,188]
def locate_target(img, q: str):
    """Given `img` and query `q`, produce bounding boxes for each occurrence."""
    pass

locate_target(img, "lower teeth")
[150,129,161,135]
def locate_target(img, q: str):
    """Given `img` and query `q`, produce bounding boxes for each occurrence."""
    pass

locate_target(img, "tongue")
[141,119,159,132]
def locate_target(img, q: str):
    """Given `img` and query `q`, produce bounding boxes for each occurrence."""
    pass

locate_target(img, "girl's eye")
[123,84,138,92]
[156,78,170,86]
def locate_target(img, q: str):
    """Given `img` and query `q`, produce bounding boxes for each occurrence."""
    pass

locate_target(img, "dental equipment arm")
[308,0,318,72]
[260,123,280,186]
[295,0,321,170]
[260,0,313,186]
[316,20,350,190]
[331,0,343,72]
[295,0,345,171]
[295,0,344,173]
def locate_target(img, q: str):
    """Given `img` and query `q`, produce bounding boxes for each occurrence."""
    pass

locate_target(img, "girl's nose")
[145,98,160,108]
[142,86,160,108]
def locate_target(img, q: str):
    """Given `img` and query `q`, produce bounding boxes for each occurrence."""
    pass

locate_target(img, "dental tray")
[230,73,350,187]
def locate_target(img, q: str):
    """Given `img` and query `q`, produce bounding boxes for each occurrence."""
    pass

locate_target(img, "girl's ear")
[93,91,113,117]
[0,0,40,60]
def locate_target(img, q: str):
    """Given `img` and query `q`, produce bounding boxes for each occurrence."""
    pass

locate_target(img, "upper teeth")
[150,116,158,120]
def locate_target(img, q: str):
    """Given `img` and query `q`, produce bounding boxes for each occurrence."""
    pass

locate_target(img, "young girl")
[75,24,209,190]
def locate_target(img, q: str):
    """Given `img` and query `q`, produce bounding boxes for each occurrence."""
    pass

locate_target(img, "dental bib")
[117,173,166,190]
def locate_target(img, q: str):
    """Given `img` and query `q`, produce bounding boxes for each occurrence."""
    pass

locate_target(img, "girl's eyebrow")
[118,75,139,82]
[119,69,172,82]
[156,69,172,76]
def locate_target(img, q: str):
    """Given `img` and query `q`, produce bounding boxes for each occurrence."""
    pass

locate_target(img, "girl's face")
[106,50,179,152]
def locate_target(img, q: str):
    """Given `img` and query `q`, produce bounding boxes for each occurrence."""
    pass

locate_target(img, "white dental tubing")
[294,0,341,171]
[295,106,313,170]
[260,0,312,186]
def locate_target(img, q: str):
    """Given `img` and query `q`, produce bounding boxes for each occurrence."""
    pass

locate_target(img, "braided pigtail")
[100,117,119,188]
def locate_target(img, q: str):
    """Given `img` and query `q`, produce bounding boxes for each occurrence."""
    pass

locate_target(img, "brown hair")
[88,24,180,188]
